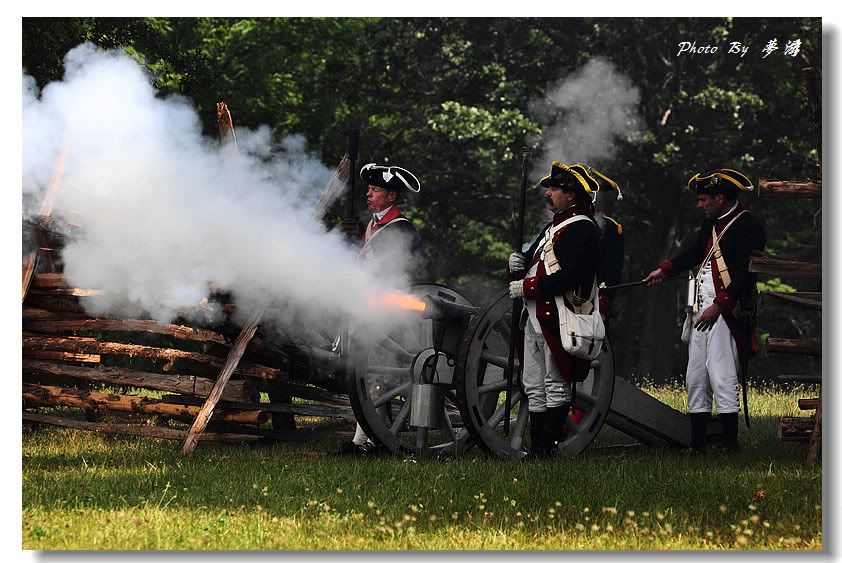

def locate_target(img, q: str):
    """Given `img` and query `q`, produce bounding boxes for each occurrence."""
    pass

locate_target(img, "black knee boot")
[528,411,548,459]
[720,412,740,453]
[544,404,571,454]
[688,413,708,454]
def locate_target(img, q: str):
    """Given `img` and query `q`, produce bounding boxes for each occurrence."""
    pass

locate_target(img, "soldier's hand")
[509,280,525,299]
[508,252,527,273]
[341,217,360,240]
[644,268,666,286]
[694,303,721,332]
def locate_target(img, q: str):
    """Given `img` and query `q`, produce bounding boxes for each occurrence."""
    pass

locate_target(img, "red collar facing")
[372,205,401,228]
[551,205,583,226]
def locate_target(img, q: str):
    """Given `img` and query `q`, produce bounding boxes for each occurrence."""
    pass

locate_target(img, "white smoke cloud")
[22,43,415,332]
[529,56,643,171]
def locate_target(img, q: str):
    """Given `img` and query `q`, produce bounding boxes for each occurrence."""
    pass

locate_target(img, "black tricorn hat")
[688,168,754,196]
[571,162,624,200]
[538,161,598,193]
[360,163,421,193]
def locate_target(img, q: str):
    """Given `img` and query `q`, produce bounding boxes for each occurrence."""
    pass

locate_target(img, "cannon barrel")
[422,296,480,322]
[421,296,479,358]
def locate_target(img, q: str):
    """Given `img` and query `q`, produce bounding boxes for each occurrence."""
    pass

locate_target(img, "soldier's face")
[545,186,575,213]
[697,193,726,219]
[367,185,397,213]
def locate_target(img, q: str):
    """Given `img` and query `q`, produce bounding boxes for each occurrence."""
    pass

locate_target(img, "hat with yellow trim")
[571,162,624,201]
[688,168,753,197]
[538,161,598,193]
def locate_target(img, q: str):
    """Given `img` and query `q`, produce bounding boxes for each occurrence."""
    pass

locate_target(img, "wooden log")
[777,374,822,384]
[766,337,822,357]
[22,412,261,443]
[30,273,72,290]
[238,400,355,420]
[22,144,68,303]
[749,253,821,279]
[23,292,90,314]
[22,359,259,403]
[798,398,820,411]
[268,381,350,408]
[808,390,822,464]
[201,420,354,442]
[23,318,229,346]
[23,307,90,321]
[25,286,231,322]
[217,102,239,148]
[24,350,101,363]
[22,334,283,380]
[778,416,815,442]
[22,215,79,246]
[23,383,269,426]
[28,287,105,297]
[757,178,821,199]
[182,307,264,454]
[163,394,356,420]
[761,291,821,312]
[216,102,245,194]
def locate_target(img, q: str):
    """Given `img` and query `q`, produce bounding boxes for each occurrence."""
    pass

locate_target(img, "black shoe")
[720,412,739,453]
[544,404,571,453]
[336,441,370,457]
[527,411,549,459]
[689,412,709,452]
[709,442,740,456]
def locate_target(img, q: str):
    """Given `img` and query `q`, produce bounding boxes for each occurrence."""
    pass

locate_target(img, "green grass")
[22,385,822,550]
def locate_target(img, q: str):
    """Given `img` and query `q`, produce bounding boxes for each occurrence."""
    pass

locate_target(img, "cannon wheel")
[346,284,474,456]
[454,290,615,459]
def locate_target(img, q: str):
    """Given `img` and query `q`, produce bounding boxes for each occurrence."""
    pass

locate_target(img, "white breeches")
[686,260,740,414]
[686,314,740,414]
[522,319,572,412]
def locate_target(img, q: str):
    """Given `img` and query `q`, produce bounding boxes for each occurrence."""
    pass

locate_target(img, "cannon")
[344,285,720,459]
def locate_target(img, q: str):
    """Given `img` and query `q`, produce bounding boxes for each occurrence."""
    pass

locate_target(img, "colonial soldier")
[508,162,602,458]
[586,167,625,324]
[338,162,423,456]
[567,163,624,429]
[644,168,766,454]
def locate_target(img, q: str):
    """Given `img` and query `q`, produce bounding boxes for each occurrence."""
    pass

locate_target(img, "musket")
[337,129,360,362]
[503,147,531,435]
[345,128,360,219]
[598,275,684,291]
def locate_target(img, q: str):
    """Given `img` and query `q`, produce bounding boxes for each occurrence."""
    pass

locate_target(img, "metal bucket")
[409,383,444,429]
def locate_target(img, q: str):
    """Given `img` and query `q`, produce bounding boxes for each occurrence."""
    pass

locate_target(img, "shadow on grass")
[23,414,821,535]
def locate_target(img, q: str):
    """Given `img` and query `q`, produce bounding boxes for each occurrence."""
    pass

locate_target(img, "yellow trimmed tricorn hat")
[688,168,754,197]
[538,161,598,193]
[571,162,623,200]
[360,163,421,193]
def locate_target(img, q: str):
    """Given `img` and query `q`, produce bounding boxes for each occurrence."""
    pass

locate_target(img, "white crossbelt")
[522,215,591,331]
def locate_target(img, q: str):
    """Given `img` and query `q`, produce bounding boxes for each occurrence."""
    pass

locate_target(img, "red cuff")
[522,276,539,299]
[714,291,737,313]
[659,259,677,277]
[598,294,612,316]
